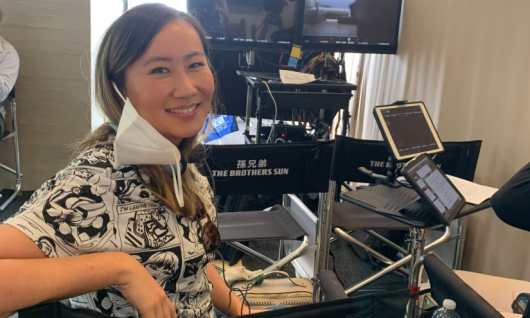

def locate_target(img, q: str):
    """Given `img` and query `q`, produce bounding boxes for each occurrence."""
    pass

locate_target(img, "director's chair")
[205,140,334,276]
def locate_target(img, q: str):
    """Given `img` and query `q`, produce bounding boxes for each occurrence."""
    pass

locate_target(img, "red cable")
[279,53,291,68]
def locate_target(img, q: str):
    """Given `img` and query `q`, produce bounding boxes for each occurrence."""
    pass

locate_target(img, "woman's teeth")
[167,104,199,114]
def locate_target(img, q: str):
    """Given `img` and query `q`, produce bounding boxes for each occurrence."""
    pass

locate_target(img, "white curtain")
[345,0,456,140]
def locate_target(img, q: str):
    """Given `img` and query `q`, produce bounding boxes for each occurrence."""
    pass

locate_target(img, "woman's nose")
[172,70,198,99]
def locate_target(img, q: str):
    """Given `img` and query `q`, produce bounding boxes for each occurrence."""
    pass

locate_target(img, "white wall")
[0,0,91,191]
[363,0,530,280]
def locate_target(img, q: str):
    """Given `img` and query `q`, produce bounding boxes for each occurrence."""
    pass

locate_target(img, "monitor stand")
[358,156,401,188]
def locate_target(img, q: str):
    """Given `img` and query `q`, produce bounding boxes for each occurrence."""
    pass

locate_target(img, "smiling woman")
[122,20,215,145]
[0,4,261,318]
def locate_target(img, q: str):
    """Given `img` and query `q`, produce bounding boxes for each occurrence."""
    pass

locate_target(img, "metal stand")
[0,97,22,211]
[409,228,426,277]
[408,257,426,318]
[343,226,451,295]
[242,76,356,144]
[243,51,255,143]
[313,181,335,302]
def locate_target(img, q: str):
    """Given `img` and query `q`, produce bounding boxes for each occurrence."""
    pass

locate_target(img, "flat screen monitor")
[189,0,302,52]
[373,102,444,161]
[300,0,403,53]
[402,153,466,226]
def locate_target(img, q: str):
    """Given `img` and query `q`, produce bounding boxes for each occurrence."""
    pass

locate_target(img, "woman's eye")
[190,62,204,69]
[151,67,169,74]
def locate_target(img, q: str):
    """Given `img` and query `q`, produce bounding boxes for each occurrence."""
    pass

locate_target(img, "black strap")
[410,288,432,299]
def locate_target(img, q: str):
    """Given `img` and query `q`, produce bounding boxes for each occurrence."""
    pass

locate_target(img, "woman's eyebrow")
[185,51,205,60]
[144,52,205,66]
[144,56,173,66]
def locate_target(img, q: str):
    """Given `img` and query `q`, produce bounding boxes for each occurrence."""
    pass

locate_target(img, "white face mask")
[111,82,185,208]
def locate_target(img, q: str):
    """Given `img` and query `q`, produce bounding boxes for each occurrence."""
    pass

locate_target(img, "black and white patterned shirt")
[4,142,217,318]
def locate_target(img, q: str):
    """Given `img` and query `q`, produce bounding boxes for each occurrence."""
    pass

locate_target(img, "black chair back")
[206,141,334,196]
[330,136,482,183]
[423,254,504,318]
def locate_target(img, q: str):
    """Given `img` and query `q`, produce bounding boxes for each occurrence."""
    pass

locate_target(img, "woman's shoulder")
[68,142,116,170]
[66,142,139,180]
[2,143,148,257]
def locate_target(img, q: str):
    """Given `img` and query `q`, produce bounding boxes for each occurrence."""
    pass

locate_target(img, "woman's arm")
[207,263,251,316]
[0,224,177,318]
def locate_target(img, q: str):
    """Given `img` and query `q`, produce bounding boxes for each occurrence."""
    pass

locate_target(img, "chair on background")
[0,87,22,211]
[320,136,483,296]
[205,140,334,275]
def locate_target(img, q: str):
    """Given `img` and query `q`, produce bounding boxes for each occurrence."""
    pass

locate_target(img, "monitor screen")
[189,0,301,51]
[404,155,465,224]
[301,0,402,53]
[374,103,444,160]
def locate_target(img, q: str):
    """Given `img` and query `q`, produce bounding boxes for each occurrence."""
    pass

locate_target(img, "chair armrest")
[0,96,13,107]
[317,270,348,300]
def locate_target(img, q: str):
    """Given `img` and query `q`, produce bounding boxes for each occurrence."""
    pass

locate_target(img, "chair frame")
[0,91,22,211]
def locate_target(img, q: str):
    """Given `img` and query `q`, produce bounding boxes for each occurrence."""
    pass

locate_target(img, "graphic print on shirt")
[70,288,141,318]
[42,183,114,249]
[111,166,137,179]
[69,144,115,168]
[131,247,183,292]
[115,179,156,204]
[124,207,176,249]
[177,252,211,292]
[177,216,204,258]
[92,289,114,316]
[34,236,59,257]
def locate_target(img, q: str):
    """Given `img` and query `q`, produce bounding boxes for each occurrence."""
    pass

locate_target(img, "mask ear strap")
[169,148,185,208]
[112,82,126,102]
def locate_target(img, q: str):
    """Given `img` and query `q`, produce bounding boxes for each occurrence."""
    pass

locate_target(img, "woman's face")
[124,20,214,146]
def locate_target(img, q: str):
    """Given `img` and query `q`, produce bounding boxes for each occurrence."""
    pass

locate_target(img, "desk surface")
[341,185,492,229]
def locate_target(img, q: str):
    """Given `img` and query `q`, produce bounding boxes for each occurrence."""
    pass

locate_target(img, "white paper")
[279,70,317,84]
[447,175,498,205]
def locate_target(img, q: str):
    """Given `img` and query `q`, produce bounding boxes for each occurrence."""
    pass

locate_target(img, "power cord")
[262,81,278,144]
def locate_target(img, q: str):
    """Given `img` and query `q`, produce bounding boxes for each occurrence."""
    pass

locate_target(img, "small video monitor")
[401,153,466,226]
[373,102,444,161]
